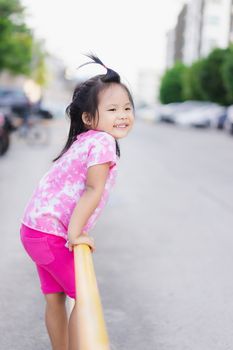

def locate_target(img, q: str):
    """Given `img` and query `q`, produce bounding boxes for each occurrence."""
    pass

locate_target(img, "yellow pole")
[73,244,111,350]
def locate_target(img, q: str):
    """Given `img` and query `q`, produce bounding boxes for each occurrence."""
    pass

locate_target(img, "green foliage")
[0,25,33,75]
[0,0,33,74]
[160,48,232,106]
[0,0,24,17]
[30,41,48,86]
[159,62,187,104]
[0,0,47,84]
[222,45,233,105]
[194,48,229,105]
[182,59,206,101]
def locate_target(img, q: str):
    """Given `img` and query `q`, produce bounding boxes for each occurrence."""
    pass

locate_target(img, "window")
[209,0,222,3]
[207,16,220,25]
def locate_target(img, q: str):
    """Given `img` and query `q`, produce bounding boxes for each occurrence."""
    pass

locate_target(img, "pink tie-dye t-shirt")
[21,129,118,240]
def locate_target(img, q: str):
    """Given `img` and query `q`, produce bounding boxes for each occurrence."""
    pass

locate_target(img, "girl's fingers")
[68,236,96,253]
[68,242,73,252]
[72,235,94,243]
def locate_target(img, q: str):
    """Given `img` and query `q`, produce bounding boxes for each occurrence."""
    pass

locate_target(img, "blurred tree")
[159,62,187,104]
[0,0,33,74]
[182,59,206,101]
[0,0,23,17]
[197,48,229,105]
[30,40,48,86]
[222,45,233,105]
[0,0,47,84]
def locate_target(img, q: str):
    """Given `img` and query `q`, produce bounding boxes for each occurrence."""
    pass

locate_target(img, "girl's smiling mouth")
[113,124,129,128]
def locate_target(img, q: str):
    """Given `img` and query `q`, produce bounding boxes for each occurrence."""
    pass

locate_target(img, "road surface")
[1,118,233,349]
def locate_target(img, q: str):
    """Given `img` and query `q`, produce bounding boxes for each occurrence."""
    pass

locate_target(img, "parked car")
[213,108,228,129]
[225,105,233,134]
[0,87,33,118]
[159,102,182,123]
[159,101,212,124]
[175,103,227,128]
[0,87,54,122]
[135,103,162,123]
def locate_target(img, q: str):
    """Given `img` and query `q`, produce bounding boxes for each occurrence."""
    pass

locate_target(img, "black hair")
[53,53,134,162]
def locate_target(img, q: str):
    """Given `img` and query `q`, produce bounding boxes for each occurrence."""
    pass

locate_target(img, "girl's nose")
[119,112,128,119]
[117,116,128,123]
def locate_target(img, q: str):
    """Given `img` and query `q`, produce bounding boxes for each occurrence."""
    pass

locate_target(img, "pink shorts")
[20,224,76,299]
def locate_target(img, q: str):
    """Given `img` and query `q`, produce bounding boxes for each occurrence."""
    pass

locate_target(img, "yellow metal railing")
[73,244,111,350]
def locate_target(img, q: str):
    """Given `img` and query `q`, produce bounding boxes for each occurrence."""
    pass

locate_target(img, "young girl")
[20,54,135,350]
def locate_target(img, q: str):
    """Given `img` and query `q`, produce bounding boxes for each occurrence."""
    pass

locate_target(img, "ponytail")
[78,53,120,83]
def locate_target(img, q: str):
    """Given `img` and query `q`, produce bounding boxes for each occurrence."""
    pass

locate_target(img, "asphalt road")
[1,118,233,350]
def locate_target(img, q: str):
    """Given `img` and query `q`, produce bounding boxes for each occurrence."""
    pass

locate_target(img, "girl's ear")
[82,112,92,127]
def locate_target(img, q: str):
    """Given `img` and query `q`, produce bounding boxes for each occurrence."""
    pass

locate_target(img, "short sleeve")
[86,132,117,169]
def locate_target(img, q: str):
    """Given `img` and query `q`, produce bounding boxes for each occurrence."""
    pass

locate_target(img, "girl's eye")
[108,109,116,111]
[126,107,131,110]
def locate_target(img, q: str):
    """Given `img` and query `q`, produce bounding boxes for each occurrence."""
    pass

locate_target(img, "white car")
[159,102,181,123]
[159,101,215,124]
[175,104,227,128]
[135,103,162,123]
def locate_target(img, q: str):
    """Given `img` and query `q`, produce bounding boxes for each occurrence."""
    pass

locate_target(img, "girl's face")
[84,84,134,139]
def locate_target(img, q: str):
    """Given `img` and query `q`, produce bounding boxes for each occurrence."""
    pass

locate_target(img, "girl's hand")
[67,233,96,253]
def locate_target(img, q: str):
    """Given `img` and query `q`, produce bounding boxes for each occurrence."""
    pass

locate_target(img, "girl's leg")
[44,292,68,350]
[68,300,79,350]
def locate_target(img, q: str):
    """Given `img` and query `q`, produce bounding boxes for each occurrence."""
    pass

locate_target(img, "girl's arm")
[67,162,111,243]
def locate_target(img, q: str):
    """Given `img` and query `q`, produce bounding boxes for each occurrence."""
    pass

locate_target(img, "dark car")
[0,87,32,118]
[0,87,54,126]
[225,105,233,134]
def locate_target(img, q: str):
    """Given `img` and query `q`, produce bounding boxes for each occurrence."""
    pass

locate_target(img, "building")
[42,55,80,117]
[136,69,161,105]
[166,0,233,67]
[229,1,233,41]
[183,0,204,65]
[199,0,233,58]
[175,4,188,62]
[166,4,188,67]
[166,29,176,68]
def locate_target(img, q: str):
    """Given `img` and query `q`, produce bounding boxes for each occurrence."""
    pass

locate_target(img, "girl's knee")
[45,292,66,307]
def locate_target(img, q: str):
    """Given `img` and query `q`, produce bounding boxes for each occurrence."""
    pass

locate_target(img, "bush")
[182,59,206,101]
[0,0,33,75]
[159,62,187,104]
[0,0,47,83]
[197,48,229,105]
[222,45,233,105]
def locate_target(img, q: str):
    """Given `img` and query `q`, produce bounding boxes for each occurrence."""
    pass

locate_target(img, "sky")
[21,0,187,92]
